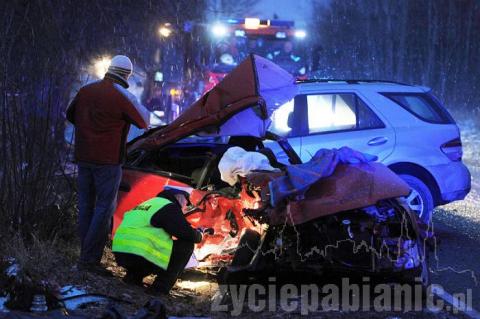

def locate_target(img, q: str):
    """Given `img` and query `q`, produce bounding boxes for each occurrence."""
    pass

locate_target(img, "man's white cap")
[107,55,133,78]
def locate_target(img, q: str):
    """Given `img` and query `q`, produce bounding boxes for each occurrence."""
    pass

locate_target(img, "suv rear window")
[382,93,454,124]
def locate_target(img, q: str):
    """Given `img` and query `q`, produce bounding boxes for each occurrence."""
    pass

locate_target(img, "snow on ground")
[58,285,109,310]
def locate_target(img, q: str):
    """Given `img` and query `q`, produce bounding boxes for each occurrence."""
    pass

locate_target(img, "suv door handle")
[367,136,388,146]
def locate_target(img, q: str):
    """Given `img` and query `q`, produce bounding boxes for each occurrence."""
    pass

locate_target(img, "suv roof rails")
[296,79,412,86]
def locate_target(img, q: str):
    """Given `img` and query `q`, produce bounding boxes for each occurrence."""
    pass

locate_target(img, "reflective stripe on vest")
[112,197,173,270]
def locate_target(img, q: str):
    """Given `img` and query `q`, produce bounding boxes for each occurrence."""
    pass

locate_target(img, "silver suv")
[267,80,471,224]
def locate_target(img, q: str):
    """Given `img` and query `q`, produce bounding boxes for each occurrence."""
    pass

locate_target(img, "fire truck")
[149,18,308,121]
[201,18,308,92]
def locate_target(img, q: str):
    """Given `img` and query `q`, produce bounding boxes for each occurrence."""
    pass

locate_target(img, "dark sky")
[253,0,314,27]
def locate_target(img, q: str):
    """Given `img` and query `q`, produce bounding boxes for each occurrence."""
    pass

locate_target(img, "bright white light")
[176,280,211,290]
[212,23,228,37]
[154,71,163,82]
[294,30,307,39]
[234,29,246,37]
[153,110,165,117]
[93,56,111,78]
[150,111,165,127]
[159,26,172,37]
[245,17,260,29]
[307,95,356,133]
[220,53,235,65]
[275,32,287,39]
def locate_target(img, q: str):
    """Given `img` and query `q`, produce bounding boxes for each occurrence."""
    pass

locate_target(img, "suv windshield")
[382,92,454,124]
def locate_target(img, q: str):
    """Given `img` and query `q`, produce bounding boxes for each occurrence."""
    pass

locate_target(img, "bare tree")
[310,0,480,113]
[0,0,208,242]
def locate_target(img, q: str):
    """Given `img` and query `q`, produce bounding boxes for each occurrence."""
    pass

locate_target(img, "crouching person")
[112,187,202,295]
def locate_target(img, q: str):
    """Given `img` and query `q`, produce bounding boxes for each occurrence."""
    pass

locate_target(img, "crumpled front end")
[221,153,425,280]
[242,147,410,226]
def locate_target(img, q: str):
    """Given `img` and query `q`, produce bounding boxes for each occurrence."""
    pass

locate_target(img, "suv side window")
[306,93,384,134]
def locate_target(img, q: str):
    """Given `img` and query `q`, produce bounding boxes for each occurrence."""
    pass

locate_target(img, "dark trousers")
[77,162,122,264]
[115,240,194,293]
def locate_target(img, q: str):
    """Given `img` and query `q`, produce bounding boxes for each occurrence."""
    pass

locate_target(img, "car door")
[295,92,395,163]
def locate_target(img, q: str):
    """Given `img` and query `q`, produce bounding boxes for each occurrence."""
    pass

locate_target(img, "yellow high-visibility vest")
[113,197,173,270]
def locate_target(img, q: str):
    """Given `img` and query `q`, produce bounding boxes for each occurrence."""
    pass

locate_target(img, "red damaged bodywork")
[185,186,263,263]
[114,170,262,264]
[114,55,295,266]
[265,163,410,225]
[245,162,410,226]
[114,160,410,264]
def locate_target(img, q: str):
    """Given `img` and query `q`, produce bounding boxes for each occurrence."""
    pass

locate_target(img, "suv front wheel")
[399,174,434,225]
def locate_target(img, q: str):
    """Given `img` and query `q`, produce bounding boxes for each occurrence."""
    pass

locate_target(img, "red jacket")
[66,77,149,165]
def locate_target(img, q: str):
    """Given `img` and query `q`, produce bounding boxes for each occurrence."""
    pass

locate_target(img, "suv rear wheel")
[399,174,434,225]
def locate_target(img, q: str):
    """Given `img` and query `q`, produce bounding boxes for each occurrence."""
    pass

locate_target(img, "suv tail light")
[441,137,463,161]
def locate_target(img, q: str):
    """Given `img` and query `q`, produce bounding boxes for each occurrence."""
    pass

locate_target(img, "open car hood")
[130,54,297,150]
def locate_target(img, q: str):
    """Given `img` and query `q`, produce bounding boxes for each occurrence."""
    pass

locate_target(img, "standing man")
[66,55,150,274]
[113,187,204,295]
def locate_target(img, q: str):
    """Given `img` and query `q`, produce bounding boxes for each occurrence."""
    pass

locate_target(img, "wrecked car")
[113,55,429,286]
